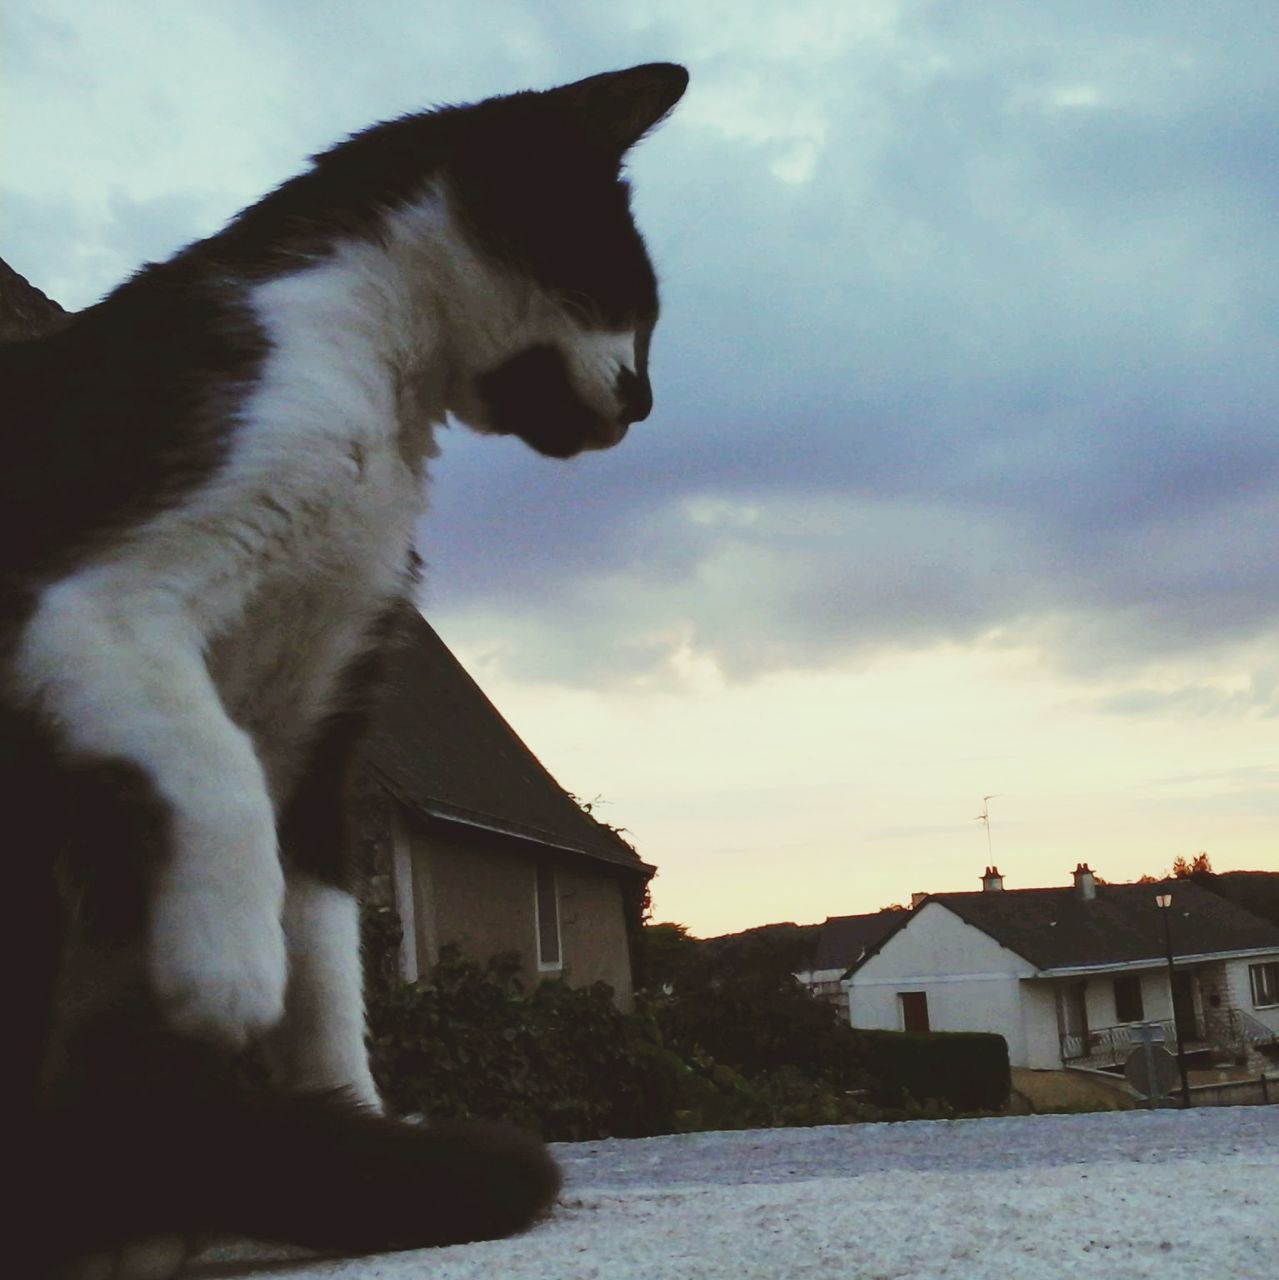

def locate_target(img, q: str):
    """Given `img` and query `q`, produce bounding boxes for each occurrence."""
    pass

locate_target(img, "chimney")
[910,892,928,909]
[981,866,1005,892]
[1073,863,1097,902]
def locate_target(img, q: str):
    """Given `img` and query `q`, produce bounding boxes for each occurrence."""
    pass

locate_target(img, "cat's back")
[1,265,261,581]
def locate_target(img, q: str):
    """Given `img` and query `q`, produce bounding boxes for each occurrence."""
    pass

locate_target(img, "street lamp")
[1155,889,1192,1107]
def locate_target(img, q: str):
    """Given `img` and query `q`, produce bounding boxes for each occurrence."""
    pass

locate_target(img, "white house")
[843,865,1279,1072]
[796,908,906,1005]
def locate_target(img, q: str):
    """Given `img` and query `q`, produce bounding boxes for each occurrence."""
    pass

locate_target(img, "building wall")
[1215,953,1279,1070]
[390,804,636,1009]
[556,856,636,1009]
[1023,967,1174,1070]
[1080,966,1173,1029]
[796,968,851,1011]
[847,903,1038,1066]
[1225,953,1279,1033]
[1018,981,1064,1070]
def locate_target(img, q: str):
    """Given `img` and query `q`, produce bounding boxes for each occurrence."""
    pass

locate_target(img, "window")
[1113,974,1144,1023]
[1250,961,1279,1008]
[535,860,562,971]
[899,990,930,1033]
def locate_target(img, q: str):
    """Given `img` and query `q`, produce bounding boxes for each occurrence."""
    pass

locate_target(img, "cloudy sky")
[5,1,1277,935]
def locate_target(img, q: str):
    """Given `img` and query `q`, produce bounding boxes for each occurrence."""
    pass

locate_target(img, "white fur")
[15,580,287,1045]
[265,873,380,1108]
[12,182,630,1051]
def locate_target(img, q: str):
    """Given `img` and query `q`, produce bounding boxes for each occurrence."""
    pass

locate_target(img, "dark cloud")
[418,7,1279,688]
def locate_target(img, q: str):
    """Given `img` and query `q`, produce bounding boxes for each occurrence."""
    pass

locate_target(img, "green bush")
[850,1027,1011,1112]
[367,946,671,1140]
[653,968,867,1090]
[368,944,812,1140]
[364,929,1006,1138]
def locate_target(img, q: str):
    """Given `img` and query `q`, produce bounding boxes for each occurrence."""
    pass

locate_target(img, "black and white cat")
[6,63,686,1277]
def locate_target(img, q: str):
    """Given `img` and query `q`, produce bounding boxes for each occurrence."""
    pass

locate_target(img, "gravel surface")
[196,1106,1279,1279]
[554,1105,1276,1185]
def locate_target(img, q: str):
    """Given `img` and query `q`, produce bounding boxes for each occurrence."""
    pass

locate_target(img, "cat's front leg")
[16,579,287,1048]
[265,871,381,1109]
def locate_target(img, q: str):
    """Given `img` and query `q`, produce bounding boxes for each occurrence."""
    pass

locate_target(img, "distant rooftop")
[930,877,1279,972]
[812,910,906,972]
[848,872,1279,977]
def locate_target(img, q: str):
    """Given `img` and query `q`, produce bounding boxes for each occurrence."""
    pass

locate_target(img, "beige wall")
[391,805,636,1009]
[556,855,636,1008]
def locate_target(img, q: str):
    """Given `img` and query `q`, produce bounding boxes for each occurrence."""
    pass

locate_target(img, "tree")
[1136,852,1214,884]
[640,922,702,993]
[1171,852,1213,879]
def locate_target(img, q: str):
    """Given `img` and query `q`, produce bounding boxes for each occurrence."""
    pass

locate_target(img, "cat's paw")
[151,900,288,1047]
[149,801,288,1047]
[63,1237,193,1280]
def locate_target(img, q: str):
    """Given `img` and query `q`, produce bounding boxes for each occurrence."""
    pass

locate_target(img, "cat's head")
[427,64,688,458]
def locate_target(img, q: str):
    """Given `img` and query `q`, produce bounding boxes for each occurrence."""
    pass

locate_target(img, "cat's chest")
[201,402,427,799]
[135,324,429,796]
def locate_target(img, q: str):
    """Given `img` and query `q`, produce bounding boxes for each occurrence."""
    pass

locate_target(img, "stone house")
[355,608,651,1006]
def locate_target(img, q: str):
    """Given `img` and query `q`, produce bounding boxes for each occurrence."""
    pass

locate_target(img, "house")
[2,255,652,1008]
[843,864,1279,1073]
[356,609,652,1007]
[796,909,906,1007]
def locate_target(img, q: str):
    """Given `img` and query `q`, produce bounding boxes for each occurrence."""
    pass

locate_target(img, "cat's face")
[444,299,657,461]
[437,65,686,459]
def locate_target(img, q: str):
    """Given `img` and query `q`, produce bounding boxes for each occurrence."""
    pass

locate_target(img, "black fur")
[23,1027,562,1271]
[277,601,409,893]
[477,344,620,458]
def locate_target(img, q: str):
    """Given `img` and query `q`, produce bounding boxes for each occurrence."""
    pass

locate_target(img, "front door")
[1171,971,1199,1043]
[1057,981,1089,1058]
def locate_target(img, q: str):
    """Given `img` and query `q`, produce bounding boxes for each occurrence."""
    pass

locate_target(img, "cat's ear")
[555,63,689,156]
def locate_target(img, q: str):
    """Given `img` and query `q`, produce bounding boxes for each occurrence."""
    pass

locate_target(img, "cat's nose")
[615,366,652,424]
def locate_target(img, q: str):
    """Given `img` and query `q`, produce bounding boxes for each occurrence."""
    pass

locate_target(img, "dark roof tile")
[813,911,907,971]
[931,880,1279,971]
[364,609,647,874]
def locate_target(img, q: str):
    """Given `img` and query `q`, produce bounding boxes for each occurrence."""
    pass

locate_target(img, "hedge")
[850,1027,1011,1113]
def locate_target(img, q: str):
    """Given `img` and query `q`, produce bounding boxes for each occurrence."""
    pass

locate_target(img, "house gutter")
[370,765,654,877]
[1035,945,1279,979]
[424,803,655,875]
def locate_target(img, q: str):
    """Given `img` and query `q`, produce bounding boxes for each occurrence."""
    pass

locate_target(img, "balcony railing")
[1227,1007,1279,1047]
[1061,1020,1178,1066]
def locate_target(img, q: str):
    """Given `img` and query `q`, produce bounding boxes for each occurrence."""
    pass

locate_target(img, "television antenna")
[973,795,1000,861]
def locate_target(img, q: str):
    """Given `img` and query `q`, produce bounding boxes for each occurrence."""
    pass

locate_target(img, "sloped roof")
[923,880,1279,972]
[363,609,649,875]
[0,257,70,342]
[812,910,906,972]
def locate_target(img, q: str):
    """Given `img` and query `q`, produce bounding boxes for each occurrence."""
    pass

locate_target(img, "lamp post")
[1155,889,1192,1107]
